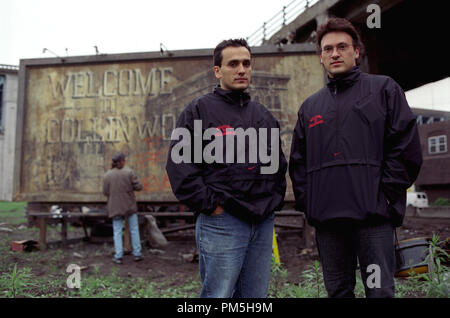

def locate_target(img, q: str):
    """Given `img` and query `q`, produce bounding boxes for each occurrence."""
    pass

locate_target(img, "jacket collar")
[213,85,251,107]
[326,66,361,91]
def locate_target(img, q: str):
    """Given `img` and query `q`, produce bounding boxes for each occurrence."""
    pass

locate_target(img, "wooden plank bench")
[27,210,307,250]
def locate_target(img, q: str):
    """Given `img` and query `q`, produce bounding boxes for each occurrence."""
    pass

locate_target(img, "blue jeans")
[315,221,395,298]
[195,211,274,298]
[112,213,142,259]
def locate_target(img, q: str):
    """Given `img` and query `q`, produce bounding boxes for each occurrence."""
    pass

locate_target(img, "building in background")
[0,64,19,201]
[406,78,450,203]
[414,120,450,204]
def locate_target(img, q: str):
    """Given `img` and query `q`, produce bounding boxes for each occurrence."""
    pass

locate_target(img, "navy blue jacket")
[166,87,287,223]
[289,67,422,227]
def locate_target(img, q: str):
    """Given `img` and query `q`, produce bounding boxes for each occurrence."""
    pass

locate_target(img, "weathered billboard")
[14,44,324,203]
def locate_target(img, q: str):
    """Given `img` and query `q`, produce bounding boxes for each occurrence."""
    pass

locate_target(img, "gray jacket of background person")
[103,167,143,218]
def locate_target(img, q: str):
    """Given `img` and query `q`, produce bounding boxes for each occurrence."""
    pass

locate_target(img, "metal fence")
[247,0,320,46]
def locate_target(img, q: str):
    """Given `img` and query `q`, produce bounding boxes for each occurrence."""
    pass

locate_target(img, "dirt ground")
[3,214,450,292]
[111,215,450,284]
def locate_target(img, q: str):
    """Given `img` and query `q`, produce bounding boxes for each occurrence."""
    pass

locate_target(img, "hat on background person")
[112,152,126,163]
[111,152,126,169]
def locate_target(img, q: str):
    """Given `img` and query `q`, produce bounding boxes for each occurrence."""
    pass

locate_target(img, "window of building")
[0,75,5,132]
[428,135,447,154]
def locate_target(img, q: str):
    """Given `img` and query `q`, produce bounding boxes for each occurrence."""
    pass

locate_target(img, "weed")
[0,264,35,297]
[414,234,450,297]
[268,257,291,297]
[158,278,202,298]
[269,259,428,298]
[75,271,124,298]
[268,258,327,298]
[354,272,366,297]
[395,275,426,298]
[294,261,327,298]
[92,264,100,275]
[130,280,158,298]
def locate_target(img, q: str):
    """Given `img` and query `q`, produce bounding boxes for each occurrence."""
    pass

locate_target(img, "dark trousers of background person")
[315,220,395,298]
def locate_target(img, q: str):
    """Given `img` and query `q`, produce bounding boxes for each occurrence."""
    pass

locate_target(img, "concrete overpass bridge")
[248,0,448,92]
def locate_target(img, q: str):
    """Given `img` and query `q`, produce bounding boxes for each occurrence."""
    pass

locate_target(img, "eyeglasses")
[321,43,353,56]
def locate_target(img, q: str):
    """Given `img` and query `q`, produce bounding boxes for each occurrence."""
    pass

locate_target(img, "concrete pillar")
[0,71,18,201]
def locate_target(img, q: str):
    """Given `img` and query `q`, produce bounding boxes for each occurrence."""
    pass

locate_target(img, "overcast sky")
[0,0,297,66]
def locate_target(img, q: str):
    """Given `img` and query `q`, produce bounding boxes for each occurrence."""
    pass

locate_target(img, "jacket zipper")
[334,85,340,155]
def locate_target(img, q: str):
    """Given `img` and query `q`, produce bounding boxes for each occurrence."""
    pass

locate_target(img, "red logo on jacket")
[309,115,324,128]
[215,125,236,136]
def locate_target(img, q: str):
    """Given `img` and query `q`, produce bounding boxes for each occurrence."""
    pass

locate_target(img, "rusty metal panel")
[15,46,324,203]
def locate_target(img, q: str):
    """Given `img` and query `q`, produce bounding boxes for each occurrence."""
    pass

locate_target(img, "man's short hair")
[316,17,364,65]
[213,39,251,67]
[112,152,126,163]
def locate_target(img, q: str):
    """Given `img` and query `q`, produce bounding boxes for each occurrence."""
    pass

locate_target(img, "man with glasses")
[289,18,422,297]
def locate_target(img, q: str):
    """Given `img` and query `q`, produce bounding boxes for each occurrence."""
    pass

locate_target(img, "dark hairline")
[213,39,251,67]
[316,18,364,64]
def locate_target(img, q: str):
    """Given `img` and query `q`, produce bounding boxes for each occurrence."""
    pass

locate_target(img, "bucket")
[395,237,430,277]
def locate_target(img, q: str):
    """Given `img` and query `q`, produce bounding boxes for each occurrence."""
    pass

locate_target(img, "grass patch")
[0,201,27,225]
[268,256,448,298]
[0,258,443,298]
[0,263,201,298]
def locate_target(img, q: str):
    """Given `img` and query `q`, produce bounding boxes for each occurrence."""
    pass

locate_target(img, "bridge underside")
[271,0,449,91]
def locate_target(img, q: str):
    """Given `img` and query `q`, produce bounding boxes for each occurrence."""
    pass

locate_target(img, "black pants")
[315,221,395,298]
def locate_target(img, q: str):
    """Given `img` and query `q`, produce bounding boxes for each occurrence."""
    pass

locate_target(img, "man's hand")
[211,205,224,216]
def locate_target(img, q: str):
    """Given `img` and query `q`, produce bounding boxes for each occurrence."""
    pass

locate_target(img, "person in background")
[103,152,144,264]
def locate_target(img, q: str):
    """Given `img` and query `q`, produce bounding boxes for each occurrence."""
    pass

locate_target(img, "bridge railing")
[0,64,19,71]
[246,0,320,46]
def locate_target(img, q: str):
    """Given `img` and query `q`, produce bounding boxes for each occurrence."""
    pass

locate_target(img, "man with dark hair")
[103,152,144,264]
[315,17,365,66]
[166,39,287,298]
[213,38,251,67]
[289,18,422,298]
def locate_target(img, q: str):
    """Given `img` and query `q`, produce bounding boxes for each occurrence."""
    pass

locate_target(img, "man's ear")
[354,46,360,60]
[213,65,222,79]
